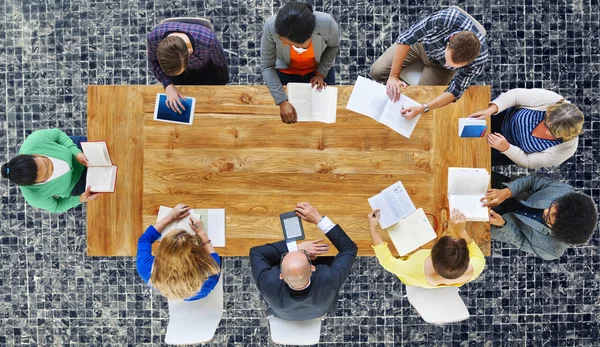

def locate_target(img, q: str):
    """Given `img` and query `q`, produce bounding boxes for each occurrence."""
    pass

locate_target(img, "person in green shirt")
[1,129,100,213]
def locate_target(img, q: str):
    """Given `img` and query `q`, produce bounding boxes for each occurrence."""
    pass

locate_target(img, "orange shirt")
[279,41,318,76]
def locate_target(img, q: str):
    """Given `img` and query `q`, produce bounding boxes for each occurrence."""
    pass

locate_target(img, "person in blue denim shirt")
[136,203,220,300]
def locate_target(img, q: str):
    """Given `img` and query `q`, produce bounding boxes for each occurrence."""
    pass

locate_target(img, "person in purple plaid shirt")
[147,21,229,113]
[370,7,488,120]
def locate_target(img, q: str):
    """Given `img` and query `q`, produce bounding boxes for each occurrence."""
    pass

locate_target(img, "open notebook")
[368,181,436,255]
[287,83,338,123]
[156,206,226,247]
[346,76,422,138]
[81,141,117,193]
[448,168,490,221]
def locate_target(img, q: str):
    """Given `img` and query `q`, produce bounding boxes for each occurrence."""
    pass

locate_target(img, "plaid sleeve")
[210,38,230,85]
[445,64,483,100]
[396,13,435,45]
[147,28,173,88]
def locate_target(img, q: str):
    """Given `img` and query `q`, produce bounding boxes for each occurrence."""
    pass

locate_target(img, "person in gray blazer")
[260,2,339,124]
[482,174,598,260]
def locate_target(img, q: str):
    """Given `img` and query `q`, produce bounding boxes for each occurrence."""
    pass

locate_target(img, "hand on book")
[486,133,510,152]
[309,74,327,92]
[166,203,190,222]
[298,239,329,259]
[188,216,207,237]
[279,101,298,124]
[165,85,186,114]
[400,105,425,120]
[294,202,322,224]
[76,153,89,166]
[367,209,380,230]
[489,210,506,227]
[386,76,407,103]
[79,186,101,203]
[481,188,512,207]
[450,209,467,231]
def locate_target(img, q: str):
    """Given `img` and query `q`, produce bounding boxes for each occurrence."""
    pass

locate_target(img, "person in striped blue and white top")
[469,88,584,169]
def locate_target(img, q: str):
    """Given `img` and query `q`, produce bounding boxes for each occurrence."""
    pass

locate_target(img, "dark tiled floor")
[0,0,599,346]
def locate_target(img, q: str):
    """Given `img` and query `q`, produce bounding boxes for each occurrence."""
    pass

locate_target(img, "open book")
[368,181,416,229]
[287,83,338,123]
[458,118,487,137]
[346,76,422,138]
[386,208,437,256]
[448,168,490,221]
[81,141,117,193]
[156,206,226,247]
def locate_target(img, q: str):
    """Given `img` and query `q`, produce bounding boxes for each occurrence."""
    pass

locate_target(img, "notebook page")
[448,195,489,221]
[346,76,387,121]
[205,209,226,247]
[86,166,116,192]
[287,83,313,122]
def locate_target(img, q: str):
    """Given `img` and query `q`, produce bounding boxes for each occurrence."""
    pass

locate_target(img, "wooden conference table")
[87,85,491,257]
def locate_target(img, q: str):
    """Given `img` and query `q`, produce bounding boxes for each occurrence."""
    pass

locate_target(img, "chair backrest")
[405,285,470,324]
[399,60,425,86]
[449,6,487,36]
[268,315,322,345]
[164,276,224,345]
[160,17,214,32]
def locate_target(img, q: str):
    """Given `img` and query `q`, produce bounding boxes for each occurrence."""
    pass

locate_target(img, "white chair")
[164,276,224,345]
[268,315,322,345]
[161,17,214,31]
[405,285,470,324]
[399,60,425,86]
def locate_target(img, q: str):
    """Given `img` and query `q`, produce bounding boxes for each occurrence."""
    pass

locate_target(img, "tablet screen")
[283,217,303,238]
[155,94,193,124]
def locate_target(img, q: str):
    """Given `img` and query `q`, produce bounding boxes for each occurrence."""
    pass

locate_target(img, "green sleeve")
[21,189,82,213]
[38,128,82,157]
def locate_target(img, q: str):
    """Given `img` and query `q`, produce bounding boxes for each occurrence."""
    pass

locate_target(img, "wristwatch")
[422,103,430,113]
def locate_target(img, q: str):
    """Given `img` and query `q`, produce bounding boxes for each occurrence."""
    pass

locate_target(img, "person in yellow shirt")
[368,209,485,288]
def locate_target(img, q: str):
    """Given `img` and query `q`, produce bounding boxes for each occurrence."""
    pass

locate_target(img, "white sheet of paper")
[387,208,437,256]
[310,86,337,124]
[86,165,117,192]
[379,94,422,138]
[346,76,388,121]
[206,209,226,247]
[287,83,313,122]
[449,195,489,221]
[81,142,112,166]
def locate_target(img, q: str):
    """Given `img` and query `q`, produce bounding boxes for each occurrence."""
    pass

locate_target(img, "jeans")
[276,67,336,86]
[69,136,88,196]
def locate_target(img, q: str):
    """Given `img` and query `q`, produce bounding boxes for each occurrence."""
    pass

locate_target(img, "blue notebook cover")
[154,94,194,124]
[460,125,487,138]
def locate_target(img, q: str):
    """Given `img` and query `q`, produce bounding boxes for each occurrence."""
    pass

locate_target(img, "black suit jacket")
[249,225,358,321]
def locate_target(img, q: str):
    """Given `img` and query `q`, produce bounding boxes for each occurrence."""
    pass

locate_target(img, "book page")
[378,94,422,138]
[81,142,112,166]
[86,165,117,192]
[449,196,489,221]
[346,76,387,121]
[368,193,400,230]
[387,208,436,256]
[448,168,490,195]
[368,181,416,229]
[205,209,226,247]
[310,86,338,124]
[156,206,200,241]
[287,83,313,122]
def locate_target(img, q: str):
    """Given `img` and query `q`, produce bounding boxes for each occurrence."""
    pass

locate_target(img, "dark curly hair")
[552,192,598,244]
[447,31,481,65]
[274,2,316,44]
[431,236,470,279]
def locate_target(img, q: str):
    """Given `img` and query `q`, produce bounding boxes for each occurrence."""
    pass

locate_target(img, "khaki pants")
[370,43,455,86]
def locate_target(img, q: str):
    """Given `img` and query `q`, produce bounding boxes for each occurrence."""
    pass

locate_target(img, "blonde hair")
[150,229,220,300]
[545,102,584,141]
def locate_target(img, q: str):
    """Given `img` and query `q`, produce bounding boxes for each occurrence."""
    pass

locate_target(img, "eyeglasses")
[544,200,557,229]
[543,119,559,140]
[280,250,312,268]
